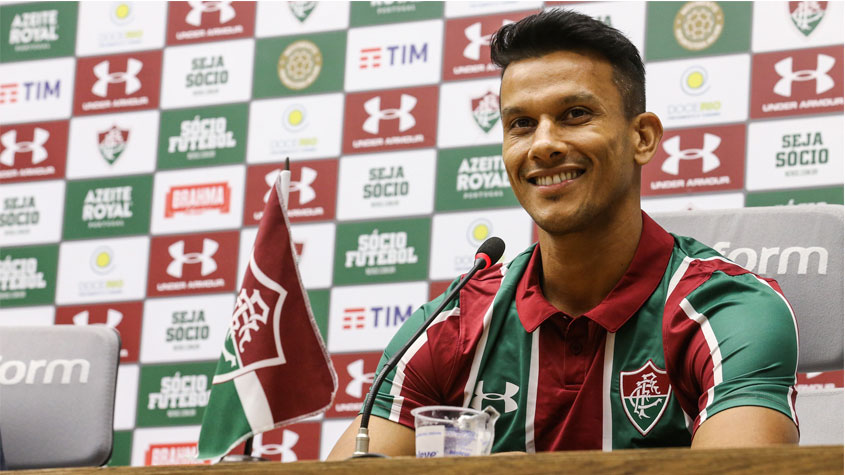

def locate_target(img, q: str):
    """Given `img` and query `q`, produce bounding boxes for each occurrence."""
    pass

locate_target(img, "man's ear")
[630,112,663,166]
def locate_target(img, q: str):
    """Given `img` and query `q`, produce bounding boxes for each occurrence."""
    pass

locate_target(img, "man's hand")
[691,406,799,448]
[326,414,416,460]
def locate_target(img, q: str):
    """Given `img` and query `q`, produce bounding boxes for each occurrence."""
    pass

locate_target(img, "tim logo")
[358,43,427,69]
[340,305,413,331]
[341,308,366,330]
[185,1,236,26]
[774,54,835,97]
[0,128,49,166]
[167,238,218,278]
[165,182,231,217]
[92,58,143,97]
[0,81,60,104]
[363,94,416,134]
[661,133,721,175]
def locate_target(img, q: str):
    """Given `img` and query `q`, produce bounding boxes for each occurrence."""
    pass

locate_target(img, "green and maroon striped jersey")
[367,213,799,451]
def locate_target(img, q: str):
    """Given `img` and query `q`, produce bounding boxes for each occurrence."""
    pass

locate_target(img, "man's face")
[500,50,640,235]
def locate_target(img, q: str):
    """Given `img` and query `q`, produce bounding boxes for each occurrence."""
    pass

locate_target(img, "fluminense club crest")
[789,1,827,37]
[619,360,672,435]
[98,125,130,165]
[471,91,500,133]
[288,2,317,23]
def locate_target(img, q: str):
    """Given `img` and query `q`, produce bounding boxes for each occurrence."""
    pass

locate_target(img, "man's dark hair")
[490,9,646,119]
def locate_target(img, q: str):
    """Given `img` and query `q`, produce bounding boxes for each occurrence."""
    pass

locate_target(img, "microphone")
[352,237,506,458]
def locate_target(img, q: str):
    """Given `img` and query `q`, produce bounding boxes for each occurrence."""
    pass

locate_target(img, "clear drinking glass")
[410,405,500,458]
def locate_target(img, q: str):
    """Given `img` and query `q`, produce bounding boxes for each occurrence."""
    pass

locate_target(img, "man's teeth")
[537,171,580,186]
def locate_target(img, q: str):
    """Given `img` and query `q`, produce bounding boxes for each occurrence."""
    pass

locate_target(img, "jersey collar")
[516,211,674,333]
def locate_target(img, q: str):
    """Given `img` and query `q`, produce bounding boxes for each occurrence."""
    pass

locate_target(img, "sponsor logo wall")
[0,0,841,466]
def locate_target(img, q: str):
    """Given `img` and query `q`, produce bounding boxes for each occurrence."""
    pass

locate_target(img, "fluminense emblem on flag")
[288,1,316,23]
[471,91,500,133]
[619,360,672,435]
[789,1,827,37]
[97,125,129,165]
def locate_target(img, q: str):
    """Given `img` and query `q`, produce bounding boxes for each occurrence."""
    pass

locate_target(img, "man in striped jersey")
[328,10,798,457]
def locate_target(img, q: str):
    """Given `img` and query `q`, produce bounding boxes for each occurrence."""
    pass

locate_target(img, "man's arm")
[691,406,799,448]
[326,414,416,460]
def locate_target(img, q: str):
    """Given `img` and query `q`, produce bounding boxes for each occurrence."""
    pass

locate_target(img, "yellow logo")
[277,40,322,90]
[90,247,115,274]
[680,66,709,95]
[467,219,492,246]
[673,2,724,51]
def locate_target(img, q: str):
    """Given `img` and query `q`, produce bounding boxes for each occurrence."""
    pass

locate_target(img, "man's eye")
[510,118,533,129]
[565,108,590,120]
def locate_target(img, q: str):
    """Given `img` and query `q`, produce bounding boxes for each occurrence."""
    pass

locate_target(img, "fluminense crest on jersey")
[97,125,129,165]
[278,40,322,90]
[471,91,500,133]
[673,2,724,51]
[619,360,672,436]
[789,1,827,36]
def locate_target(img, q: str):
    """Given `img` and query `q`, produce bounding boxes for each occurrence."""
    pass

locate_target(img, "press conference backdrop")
[0,0,842,467]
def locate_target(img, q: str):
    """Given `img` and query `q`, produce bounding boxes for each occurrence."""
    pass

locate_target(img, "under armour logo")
[661,133,721,175]
[773,54,835,97]
[471,380,519,414]
[0,128,49,166]
[263,167,317,205]
[186,0,236,26]
[166,239,218,278]
[252,430,298,462]
[362,94,416,135]
[92,58,143,97]
[463,20,511,61]
[345,359,375,398]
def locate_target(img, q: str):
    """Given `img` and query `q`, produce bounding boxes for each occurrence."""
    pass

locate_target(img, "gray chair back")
[652,205,843,373]
[0,325,120,469]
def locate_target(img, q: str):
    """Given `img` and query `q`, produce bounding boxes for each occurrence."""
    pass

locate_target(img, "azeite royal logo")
[64,175,152,240]
[147,231,238,297]
[74,51,162,115]
[244,160,338,225]
[443,13,522,80]
[166,1,255,45]
[1,1,77,61]
[0,121,67,183]
[751,45,844,119]
[643,124,745,196]
[164,181,231,218]
[55,301,143,363]
[343,86,437,154]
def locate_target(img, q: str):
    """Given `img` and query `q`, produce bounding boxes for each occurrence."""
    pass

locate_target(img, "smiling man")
[328,10,798,458]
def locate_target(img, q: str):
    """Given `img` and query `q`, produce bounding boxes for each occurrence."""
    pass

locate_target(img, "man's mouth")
[529,169,585,186]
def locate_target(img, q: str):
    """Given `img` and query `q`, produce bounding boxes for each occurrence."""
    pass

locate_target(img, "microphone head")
[475,237,505,270]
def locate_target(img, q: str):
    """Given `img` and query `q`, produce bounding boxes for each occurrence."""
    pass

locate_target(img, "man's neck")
[537,208,644,317]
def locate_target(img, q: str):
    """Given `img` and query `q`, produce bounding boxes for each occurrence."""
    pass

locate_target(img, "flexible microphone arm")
[352,237,506,457]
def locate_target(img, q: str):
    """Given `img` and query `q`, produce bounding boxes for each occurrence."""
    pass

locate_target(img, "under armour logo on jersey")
[345,358,375,398]
[773,54,835,97]
[263,167,317,205]
[186,0,236,26]
[661,134,721,175]
[0,128,49,166]
[72,309,124,328]
[92,58,143,98]
[252,430,298,461]
[167,239,219,278]
[463,20,512,61]
[362,94,416,135]
[471,380,519,414]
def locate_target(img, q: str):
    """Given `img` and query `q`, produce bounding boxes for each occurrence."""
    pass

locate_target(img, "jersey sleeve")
[665,269,799,434]
[365,276,464,429]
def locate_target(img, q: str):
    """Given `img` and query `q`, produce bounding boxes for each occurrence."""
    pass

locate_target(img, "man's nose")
[529,117,566,162]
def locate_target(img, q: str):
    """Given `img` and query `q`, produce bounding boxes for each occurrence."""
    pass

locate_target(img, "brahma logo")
[713,242,828,276]
[327,352,380,418]
[443,13,521,80]
[56,301,143,363]
[145,443,208,466]
[343,86,437,154]
[147,231,238,297]
[166,1,254,45]
[74,51,162,115]
[164,182,231,218]
[0,121,67,183]
[620,360,672,436]
[643,124,745,196]
[751,46,844,119]
[789,1,827,36]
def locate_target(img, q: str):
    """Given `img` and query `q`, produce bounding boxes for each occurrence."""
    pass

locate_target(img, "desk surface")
[20,445,844,474]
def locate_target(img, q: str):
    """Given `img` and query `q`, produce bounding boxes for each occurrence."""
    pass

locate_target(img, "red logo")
[227,423,321,462]
[751,45,844,119]
[442,12,530,81]
[326,353,381,418]
[0,121,67,183]
[55,302,143,363]
[145,442,210,466]
[0,83,18,104]
[147,231,239,297]
[74,51,162,116]
[244,160,338,226]
[165,182,231,218]
[643,124,745,196]
[619,360,672,436]
[342,308,366,330]
[796,370,844,390]
[166,1,255,45]
[343,86,438,155]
